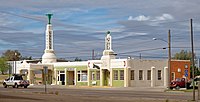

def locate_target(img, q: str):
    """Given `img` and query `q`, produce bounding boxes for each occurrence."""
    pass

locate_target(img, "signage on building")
[67,68,74,71]
[185,69,188,77]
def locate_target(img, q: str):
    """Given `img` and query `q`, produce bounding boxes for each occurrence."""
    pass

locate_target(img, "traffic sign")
[185,70,188,73]
[185,69,188,77]
[185,74,188,77]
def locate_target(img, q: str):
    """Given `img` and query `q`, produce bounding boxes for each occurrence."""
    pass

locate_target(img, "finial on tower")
[107,31,111,34]
[46,13,53,24]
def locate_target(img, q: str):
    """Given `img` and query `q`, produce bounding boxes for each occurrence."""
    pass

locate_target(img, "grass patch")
[35,77,42,80]
[0,74,9,80]
[0,74,9,84]
[184,89,194,92]
[165,89,195,92]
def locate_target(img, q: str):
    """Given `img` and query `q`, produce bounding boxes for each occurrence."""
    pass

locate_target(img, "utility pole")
[92,49,95,60]
[152,30,171,88]
[168,30,171,89]
[190,19,195,101]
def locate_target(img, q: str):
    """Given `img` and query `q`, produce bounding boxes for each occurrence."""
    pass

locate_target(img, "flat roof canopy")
[30,64,54,70]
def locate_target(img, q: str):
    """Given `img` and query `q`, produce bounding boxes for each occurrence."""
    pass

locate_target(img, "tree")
[193,66,200,77]
[0,57,10,74]
[74,57,82,61]
[173,50,194,60]
[2,50,22,61]
[173,50,199,77]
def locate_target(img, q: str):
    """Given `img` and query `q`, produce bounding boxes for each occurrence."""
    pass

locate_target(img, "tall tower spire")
[42,13,57,63]
[105,31,112,50]
[101,31,116,71]
[46,14,53,24]
[103,31,115,56]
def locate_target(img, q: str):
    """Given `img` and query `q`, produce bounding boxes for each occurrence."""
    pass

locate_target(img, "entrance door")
[60,74,65,85]
[67,71,75,85]
[103,69,110,86]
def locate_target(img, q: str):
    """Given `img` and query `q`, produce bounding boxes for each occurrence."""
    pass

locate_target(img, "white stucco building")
[10,14,178,88]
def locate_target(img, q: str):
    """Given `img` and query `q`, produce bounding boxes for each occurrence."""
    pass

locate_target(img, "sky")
[0,0,200,60]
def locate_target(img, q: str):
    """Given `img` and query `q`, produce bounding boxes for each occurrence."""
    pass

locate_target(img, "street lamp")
[153,30,171,89]
[14,52,17,74]
[152,38,168,43]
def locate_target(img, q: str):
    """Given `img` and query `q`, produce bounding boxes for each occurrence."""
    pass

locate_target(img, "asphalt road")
[0,85,196,102]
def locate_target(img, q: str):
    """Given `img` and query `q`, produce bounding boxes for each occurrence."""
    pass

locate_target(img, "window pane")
[82,71,87,74]
[158,70,161,80]
[81,74,87,81]
[57,76,59,81]
[120,70,124,80]
[131,70,134,80]
[78,74,80,81]
[81,71,87,81]
[60,71,65,73]
[171,72,175,81]
[96,71,100,80]
[114,70,118,80]
[139,70,143,80]
[147,70,151,80]
[92,72,95,80]
[14,76,23,80]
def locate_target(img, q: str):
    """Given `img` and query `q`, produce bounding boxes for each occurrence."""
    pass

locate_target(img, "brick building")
[170,60,190,81]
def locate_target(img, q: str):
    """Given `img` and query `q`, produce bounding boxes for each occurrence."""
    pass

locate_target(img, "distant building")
[170,60,190,81]
[197,58,200,68]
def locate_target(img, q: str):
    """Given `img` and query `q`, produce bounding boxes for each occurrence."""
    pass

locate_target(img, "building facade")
[170,60,190,81]
[11,14,190,88]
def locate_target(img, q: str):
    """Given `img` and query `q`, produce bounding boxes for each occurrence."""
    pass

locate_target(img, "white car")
[188,76,200,89]
[3,74,29,88]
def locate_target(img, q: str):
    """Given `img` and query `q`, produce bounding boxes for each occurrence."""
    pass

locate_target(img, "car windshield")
[5,78,10,81]
[14,76,23,80]
[175,78,181,81]
[194,78,200,81]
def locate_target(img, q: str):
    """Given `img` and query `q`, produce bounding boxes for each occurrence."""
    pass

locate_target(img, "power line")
[118,47,165,55]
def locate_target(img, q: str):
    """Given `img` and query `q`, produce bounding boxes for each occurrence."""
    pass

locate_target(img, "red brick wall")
[170,60,190,81]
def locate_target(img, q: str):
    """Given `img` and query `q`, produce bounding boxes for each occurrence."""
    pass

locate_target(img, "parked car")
[3,74,29,88]
[188,76,200,89]
[170,78,186,90]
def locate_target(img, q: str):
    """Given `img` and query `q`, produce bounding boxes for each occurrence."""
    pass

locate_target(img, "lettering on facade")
[67,68,74,71]
[106,37,110,50]
[105,34,111,50]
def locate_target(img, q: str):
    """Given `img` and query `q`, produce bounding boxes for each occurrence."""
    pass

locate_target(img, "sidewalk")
[29,84,167,92]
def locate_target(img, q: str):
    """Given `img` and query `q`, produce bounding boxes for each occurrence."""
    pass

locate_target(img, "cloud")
[154,13,174,21]
[128,13,173,22]
[128,15,150,21]
[113,32,148,40]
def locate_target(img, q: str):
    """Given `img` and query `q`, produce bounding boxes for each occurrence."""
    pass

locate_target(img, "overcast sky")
[0,0,200,60]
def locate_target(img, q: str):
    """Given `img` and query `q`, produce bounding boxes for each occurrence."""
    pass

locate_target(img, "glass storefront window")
[77,70,87,82]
